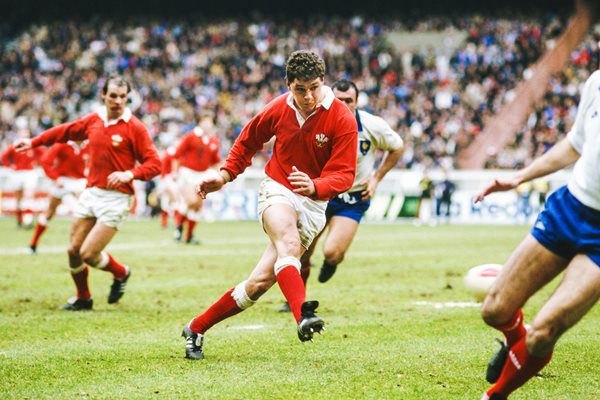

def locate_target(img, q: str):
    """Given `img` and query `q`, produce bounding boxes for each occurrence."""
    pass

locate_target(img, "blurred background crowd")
[1,9,598,170]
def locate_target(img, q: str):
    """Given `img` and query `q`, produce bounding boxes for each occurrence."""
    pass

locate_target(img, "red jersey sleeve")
[31,114,92,147]
[221,106,276,180]
[128,120,161,180]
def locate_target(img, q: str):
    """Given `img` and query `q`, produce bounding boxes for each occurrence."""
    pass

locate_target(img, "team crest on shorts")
[315,133,328,148]
[359,139,371,155]
[111,134,123,147]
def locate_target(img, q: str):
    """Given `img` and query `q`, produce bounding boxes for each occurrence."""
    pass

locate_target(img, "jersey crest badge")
[359,139,371,155]
[111,134,123,147]
[315,133,329,148]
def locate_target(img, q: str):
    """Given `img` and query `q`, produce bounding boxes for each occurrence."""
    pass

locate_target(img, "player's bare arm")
[195,170,231,199]
[361,147,403,200]
[474,138,580,202]
[288,166,316,196]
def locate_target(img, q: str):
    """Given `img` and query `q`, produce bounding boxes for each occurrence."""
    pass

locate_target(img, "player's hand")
[288,166,315,196]
[107,171,134,189]
[360,177,379,200]
[13,138,32,153]
[473,177,521,203]
[195,175,225,199]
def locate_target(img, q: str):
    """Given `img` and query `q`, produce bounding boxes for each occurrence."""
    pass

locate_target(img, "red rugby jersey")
[222,88,358,200]
[174,128,221,172]
[40,141,88,180]
[31,108,161,194]
[1,146,45,170]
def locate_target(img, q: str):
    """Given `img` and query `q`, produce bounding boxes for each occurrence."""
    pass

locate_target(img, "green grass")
[0,217,598,399]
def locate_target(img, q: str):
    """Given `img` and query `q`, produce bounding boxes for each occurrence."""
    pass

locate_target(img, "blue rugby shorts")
[531,185,600,267]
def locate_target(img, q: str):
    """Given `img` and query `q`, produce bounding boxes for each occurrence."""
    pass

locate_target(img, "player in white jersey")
[278,79,403,312]
[474,70,600,400]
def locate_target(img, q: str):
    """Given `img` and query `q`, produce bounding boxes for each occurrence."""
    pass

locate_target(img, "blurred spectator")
[435,174,456,222]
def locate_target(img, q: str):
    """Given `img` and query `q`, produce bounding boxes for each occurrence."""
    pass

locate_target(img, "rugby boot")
[182,324,204,360]
[60,297,93,311]
[486,338,509,383]
[108,268,131,304]
[297,300,325,342]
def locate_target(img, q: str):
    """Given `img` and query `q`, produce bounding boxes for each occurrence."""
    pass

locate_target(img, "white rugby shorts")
[73,187,132,229]
[257,177,327,249]
[49,177,87,199]
[3,169,40,192]
[177,167,217,189]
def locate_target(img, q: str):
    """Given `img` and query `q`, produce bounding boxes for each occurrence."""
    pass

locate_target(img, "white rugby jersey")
[347,109,403,193]
[567,70,600,210]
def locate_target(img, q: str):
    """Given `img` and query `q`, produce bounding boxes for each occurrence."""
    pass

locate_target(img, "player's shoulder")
[358,109,391,129]
[583,70,600,91]
[588,69,600,82]
[263,93,288,113]
[127,114,151,133]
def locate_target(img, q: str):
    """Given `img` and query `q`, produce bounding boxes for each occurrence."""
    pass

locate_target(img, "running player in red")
[14,75,161,311]
[181,50,358,359]
[172,114,221,244]
[1,131,45,228]
[28,140,88,254]
[157,144,177,229]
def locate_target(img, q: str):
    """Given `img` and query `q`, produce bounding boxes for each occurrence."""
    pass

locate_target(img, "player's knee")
[80,249,100,266]
[278,237,303,258]
[323,247,345,264]
[480,295,512,327]
[67,244,80,259]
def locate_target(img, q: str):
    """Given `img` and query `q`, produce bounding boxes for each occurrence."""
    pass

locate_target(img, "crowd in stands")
[1,13,599,170]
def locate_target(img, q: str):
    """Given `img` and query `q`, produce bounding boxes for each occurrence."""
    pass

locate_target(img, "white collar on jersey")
[96,107,132,127]
[193,127,204,137]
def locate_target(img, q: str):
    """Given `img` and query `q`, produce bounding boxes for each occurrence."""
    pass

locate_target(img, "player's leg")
[277,226,324,312]
[182,243,278,359]
[319,215,359,283]
[481,234,569,385]
[21,170,39,228]
[173,170,190,241]
[263,202,325,341]
[62,217,97,310]
[29,196,61,253]
[14,188,24,227]
[301,227,323,285]
[80,190,133,304]
[482,235,568,331]
[182,184,203,244]
[262,203,305,318]
[79,222,130,303]
[485,254,600,399]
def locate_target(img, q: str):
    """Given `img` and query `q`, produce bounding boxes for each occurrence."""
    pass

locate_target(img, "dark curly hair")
[285,51,326,84]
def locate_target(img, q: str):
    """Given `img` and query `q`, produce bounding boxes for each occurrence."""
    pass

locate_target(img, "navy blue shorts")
[326,191,371,223]
[531,185,600,267]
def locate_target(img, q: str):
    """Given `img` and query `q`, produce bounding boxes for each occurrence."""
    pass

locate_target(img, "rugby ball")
[463,264,502,302]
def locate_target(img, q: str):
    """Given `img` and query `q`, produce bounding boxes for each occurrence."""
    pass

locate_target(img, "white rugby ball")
[463,264,502,302]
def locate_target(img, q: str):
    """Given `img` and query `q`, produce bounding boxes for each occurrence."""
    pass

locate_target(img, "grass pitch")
[0,217,598,399]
